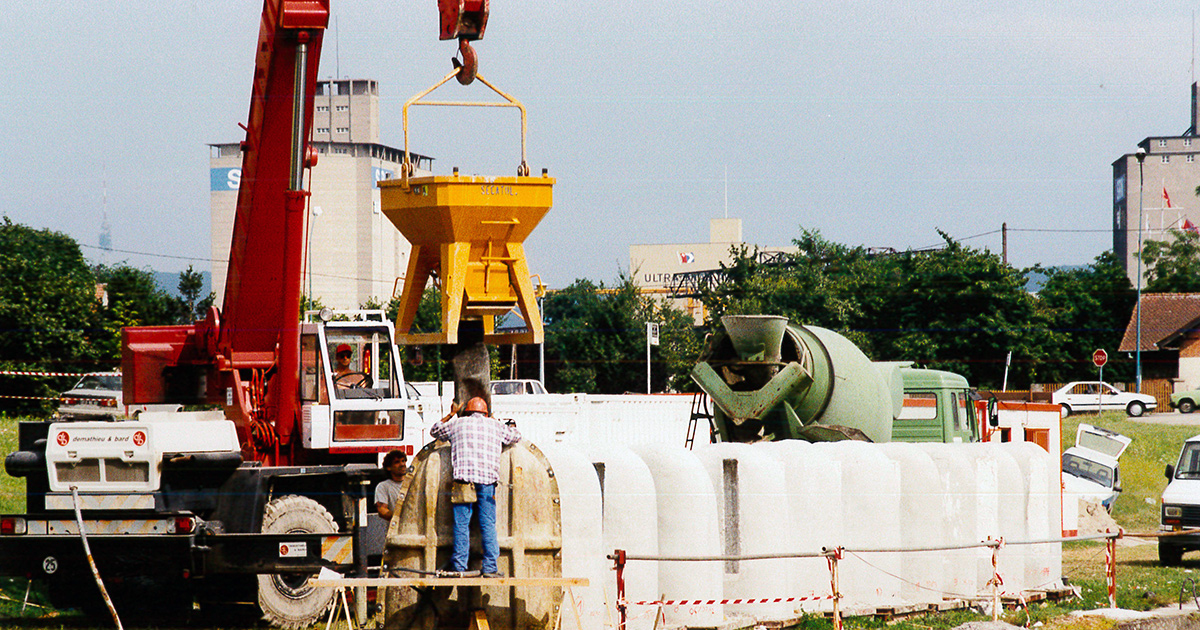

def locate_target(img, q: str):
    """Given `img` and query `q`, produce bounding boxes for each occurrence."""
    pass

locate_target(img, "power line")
[917,226,1110,251]
[79,243,215,263]
[78,243,393,285]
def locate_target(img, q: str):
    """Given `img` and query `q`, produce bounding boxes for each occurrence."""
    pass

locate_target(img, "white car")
[490,379,548,395]
[1051,381,1157,417]
[1061,423,1132,513]
[55,372,181,420]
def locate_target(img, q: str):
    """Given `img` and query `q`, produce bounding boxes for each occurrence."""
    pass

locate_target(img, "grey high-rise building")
[1113,84,1200,286]
[210,79,432,309]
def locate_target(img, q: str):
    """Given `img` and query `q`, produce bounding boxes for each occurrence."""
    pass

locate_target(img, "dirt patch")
[1078,499,1123,537]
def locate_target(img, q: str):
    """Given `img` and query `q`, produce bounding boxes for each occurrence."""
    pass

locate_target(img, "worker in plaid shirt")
[430,396,521,577]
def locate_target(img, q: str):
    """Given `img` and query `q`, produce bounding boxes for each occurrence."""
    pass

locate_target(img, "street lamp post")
[1135,148,1146,391]
[306,206,323,302]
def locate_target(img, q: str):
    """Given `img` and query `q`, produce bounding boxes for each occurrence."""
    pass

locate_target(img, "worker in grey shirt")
[375,450,408,520]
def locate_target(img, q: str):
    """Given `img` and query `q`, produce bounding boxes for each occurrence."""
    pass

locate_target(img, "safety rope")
[0,370,114,378]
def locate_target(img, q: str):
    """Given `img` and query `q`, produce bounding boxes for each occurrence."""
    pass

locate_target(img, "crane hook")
[454,39,478,85]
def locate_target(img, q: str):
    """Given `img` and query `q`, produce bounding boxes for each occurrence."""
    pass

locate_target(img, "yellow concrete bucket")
[380,67,551,346]
[380,172,553,345]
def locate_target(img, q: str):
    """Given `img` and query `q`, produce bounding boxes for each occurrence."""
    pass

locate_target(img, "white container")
[538,443,606,630]
[915,443,979,599]
[632,445,724,627]
[814,441,902,608]
[878,443,945,604]
[694,443,795,622]
[491,394,699,447]
[587,445,660,630]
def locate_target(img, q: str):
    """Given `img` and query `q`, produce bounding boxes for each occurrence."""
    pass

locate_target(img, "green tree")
[867,236,1046,388]
[92,264,187,361]
[543,275,699,394]
[0,218,99,413]
[388,288,449,384]
[177,264,213,322]
[697,228,1045,389]
[1140,228,1200,292]
[702,232,866,334]
[1033,252,1135,383]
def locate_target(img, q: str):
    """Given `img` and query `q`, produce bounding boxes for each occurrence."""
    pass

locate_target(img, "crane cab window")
[324,329,403,441]
[324,331,399,400]
[301,335,321,401]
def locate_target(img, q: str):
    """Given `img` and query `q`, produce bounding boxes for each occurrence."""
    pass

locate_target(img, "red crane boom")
[122,0,330,465]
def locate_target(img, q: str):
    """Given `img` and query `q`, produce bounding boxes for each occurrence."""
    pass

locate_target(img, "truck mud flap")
[197,532,355,574]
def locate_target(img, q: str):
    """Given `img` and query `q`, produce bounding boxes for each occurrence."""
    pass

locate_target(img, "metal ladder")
[686,391,714,449]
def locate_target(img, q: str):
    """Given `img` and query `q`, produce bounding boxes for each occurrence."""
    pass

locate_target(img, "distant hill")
[1024,264,1086,293]
[153,270,213,299]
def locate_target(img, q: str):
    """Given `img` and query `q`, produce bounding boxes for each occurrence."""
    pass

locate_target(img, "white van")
[1160,434,1200,564]
[1062,423,1132,513]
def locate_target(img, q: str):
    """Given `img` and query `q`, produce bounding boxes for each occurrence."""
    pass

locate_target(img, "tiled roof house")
[1119,293,1200,388]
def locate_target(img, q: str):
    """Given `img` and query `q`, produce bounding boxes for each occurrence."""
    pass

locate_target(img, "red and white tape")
[626,595,832,606]
[0,370,112,378]
[0,395,63,401]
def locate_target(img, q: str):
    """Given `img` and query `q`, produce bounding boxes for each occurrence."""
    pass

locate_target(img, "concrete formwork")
[815,440,903,608]
[916,443,980,599]
[382,439,1063,630]
[694,442,796,622]
[759,440,842,613]
[539,443,608,630]
[586,445,660,630]
[631,445,724,628]
[879,443,946,603]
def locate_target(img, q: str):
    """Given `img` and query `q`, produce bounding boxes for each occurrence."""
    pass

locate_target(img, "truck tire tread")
[257,495,339,629]
[1160,542,1183,566]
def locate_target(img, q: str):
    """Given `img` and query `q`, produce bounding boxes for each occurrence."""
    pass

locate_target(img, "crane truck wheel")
[257,495,339,629]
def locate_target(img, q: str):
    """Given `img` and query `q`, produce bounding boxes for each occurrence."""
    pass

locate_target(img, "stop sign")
[1093,349,1108,368]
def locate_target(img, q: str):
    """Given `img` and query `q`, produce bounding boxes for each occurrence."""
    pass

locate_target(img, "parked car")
[1051,381,1156,417]
[1159,433,1200,564]
[1061,423,1132,513]
[55,372,181,420]
[1171,388,1200,414]
[490,379,547,395]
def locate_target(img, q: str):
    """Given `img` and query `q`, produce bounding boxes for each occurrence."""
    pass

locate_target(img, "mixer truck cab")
[893,367,980,443]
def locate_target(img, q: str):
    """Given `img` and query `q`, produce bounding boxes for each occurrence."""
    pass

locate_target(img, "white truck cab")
[1159,434,1200,564]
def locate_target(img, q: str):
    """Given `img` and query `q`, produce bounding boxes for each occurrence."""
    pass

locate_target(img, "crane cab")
[300,310,423,455]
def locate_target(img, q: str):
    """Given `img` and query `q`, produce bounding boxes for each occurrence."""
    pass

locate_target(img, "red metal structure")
[0,2,498,625]
[124,0,329,467]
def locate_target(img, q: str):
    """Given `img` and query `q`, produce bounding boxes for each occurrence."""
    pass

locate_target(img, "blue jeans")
[451,482,498,573]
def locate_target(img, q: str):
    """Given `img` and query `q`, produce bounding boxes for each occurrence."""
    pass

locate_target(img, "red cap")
[336,344,351,355]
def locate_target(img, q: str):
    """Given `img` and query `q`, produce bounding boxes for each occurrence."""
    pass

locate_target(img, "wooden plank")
[310,576,589,588]
[469,610,490,630]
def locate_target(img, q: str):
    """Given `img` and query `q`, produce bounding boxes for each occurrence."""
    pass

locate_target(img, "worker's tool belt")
[451,480,477,504]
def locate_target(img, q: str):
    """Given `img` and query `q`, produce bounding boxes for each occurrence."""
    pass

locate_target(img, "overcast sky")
[3,1,1199,289]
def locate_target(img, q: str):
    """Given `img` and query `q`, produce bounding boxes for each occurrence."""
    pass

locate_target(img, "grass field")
[0,411,1196,629]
